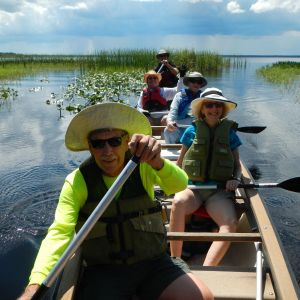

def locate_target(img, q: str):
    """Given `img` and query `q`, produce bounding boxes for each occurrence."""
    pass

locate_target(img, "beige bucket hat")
[183,71,207,88]
[144,70,162,83]
[65,102,152,151]
[191,87,237,119]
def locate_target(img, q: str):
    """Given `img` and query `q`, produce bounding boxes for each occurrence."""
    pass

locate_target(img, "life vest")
[141,87,168,112]
[76,156,167,266]
[182,119,238,182]
[177,89,201,120]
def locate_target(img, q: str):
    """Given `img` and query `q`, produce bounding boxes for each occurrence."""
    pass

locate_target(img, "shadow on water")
[247,165,262,180]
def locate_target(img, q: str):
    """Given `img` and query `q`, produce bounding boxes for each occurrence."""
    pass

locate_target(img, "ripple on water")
[262,190,298,208]
[0,164,69,255]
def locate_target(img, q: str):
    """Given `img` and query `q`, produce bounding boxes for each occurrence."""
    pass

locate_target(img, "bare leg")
[158,273,214,300]
[169,189,204,257]
[203,193,237,266]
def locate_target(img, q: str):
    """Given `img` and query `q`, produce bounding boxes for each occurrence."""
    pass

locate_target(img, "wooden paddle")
[185,177,300,193]
[32,156,140,300]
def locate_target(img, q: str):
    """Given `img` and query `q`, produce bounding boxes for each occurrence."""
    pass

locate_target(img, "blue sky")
[0,0,299,55]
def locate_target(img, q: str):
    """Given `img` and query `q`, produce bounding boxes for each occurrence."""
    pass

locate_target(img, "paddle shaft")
[151,125,266,134]
[187,183,278,190]
[157,63,164,73]
[32,156,140,300]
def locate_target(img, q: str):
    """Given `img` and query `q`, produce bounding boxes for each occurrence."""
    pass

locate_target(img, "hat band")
[201,90,223,98]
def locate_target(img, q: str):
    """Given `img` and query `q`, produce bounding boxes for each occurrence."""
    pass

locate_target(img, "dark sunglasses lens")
[108,137,122,147]
[90,139,106,148]
[204,103,223,108]
[189,79,202,84]
[90,137,122,149]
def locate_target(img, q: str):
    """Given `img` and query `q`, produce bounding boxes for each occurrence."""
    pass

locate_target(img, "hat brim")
[65,103,152,151]
[156,53,169,58]
[191,95,237,118]
[144,73,162,83]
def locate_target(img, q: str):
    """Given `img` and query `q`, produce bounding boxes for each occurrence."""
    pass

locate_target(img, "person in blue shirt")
[169,87,242,266]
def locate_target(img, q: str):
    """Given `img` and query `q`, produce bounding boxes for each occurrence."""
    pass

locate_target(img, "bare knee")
[219,219,237,233]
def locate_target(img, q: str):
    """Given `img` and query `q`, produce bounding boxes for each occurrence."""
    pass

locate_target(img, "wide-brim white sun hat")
[65,102,152,151]
[191,87,237,118]
[144,70,162,83]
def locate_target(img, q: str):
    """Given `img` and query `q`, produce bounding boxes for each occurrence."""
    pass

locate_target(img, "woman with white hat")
[19,103,213,300]
[169,87,242,266]
[163,71,207,144]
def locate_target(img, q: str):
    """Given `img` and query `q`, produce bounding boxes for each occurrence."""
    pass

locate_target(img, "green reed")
[257,61,300,85]
[0,49,232,80]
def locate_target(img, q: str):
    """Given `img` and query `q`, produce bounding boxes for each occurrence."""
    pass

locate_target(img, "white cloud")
[227,1,245,13]
[178,0,222,3]
[60,2,88,10]
[129,0,161,2]
[250,0,300,13]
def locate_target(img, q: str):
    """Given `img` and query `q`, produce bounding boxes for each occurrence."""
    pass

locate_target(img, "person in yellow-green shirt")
[19,103,213,300]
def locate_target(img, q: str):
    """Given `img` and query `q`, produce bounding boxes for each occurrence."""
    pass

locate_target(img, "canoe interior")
[54,131,299,299]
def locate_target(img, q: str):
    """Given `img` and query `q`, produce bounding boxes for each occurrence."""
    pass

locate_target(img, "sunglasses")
[188,78,203,84]
[148,76,158,80]
[90,135,126,149]
[204,102,223,109]
[157,54,168,58]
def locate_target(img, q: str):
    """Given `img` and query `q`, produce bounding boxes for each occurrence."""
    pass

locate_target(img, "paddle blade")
[237,126,267,134]
[278,177,300,193]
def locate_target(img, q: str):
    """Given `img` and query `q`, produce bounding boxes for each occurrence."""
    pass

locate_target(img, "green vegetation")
[63,71,144,113]
[0,50,231,80]
[258,61,300,85]
[0,87,18,109]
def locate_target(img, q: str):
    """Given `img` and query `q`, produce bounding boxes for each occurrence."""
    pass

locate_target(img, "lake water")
[1,58,300,299]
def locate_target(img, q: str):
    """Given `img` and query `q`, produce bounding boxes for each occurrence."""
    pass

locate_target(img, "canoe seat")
[190,266,276,300]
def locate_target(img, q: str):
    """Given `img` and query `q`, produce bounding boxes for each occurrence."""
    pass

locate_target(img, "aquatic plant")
[0,50,231,80]
[61,71,144,113]
[0,86,18,109]
[257,61,300,85]
[0,87,18,100]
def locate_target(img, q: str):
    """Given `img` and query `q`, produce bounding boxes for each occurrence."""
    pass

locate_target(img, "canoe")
[54,129,300,300]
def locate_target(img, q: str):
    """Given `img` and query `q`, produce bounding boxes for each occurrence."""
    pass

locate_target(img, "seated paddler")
[19,103,213,300]
[169,88,242,266]
[136,70,186,125]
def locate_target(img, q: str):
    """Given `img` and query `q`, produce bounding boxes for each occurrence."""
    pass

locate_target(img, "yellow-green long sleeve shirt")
[29,159,188,285]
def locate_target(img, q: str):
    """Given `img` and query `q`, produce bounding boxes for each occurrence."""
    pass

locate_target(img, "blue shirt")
[180,124,242,150]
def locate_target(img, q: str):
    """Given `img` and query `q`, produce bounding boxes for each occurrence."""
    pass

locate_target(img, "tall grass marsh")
[258,61,300,85]
[0,50,231,80]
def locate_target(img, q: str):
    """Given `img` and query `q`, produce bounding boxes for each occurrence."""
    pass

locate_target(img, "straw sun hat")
[65,102,151,151]
[144,70,162,83]
[191,87,237,119]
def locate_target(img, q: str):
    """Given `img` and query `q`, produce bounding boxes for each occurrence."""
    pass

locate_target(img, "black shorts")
[76,254,190,300]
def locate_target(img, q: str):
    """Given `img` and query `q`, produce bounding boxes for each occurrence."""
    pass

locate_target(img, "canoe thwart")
[167,232,262,242]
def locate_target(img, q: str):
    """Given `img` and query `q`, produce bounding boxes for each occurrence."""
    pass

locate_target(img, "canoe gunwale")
[241,161,300,299]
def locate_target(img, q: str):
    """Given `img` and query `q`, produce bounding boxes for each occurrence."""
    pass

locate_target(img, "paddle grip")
[131,155,140,164]
[31,284,48,300]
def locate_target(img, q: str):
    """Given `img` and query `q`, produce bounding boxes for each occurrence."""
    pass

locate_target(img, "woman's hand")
[166,120,177,132]
[128,134,164,170]
[225,179,240,192]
